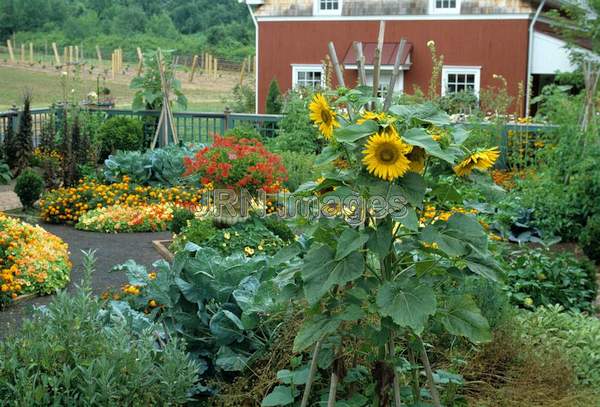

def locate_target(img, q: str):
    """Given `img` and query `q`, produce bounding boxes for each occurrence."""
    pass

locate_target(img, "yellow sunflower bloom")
[407,147,426,173]
[362,132,411,181]
[309,94,339,140]
[453,147,500,177]
[357,111,397,137]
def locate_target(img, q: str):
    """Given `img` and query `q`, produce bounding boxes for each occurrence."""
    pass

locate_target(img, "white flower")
[426,40,435,48]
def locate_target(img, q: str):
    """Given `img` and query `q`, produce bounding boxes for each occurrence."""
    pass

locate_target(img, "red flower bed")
[183,136,288,194]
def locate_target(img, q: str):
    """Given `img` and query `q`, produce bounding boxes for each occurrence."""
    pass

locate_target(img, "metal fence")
[0,107,283,146]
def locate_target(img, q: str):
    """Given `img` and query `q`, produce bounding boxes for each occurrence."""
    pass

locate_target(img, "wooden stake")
[384,38,407,111]
[137,47,144,75]
[96,45,102,67]
[300,341,322,407]
[418,338,442,407]
[239,59,247,86]
[20,43,25,63]
[6,40,15,63]
[327,41,345,88]
[326,372,339,407]
[372,21,386,100]
[189,55,198,82]
[354,42,367,86]
[51,42,60,65]
[214,57,218,79]
[29,42,33,64]
[69,46,73,64]
[111,52,116,79]
[75,45,79,62]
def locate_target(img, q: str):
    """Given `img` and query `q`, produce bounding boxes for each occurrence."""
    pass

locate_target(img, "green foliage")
[225,123,263,143]
[438,90,479,115]
[502,247,597,312]
[229,84,256,113]
[267,91,321,154]
[278,151,317,192]
[518,305,600,386]
[114,246,288,386]
[14,170,44,208]
[2,122,17,170]
[103,144,201,186]
[97,116,144,159]
[0,161,11,184]
[580,214,600,262]
[266,79,283,114]
[13,94,34,174]
[130,50,187,111]
[261,215,295,242]
[170,207,196,234]
[172,217,287,256]
[0,254,197,405]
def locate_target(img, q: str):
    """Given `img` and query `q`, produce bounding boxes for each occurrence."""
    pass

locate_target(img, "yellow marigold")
[309,93,339,140]
[453,147,500,177]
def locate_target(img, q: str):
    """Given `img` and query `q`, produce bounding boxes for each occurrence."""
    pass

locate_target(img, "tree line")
[0,0,254,60]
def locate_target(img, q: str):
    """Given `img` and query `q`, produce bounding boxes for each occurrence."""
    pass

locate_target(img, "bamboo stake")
[327,372,339,407]
[51,42,60,65]
[372,21,386,100]
[96,45,102,67]
[137,47,144,76]
[384,38,407,111]
[417,338,442,407]
[389,338,403,407]
[239,58,247,86]
[353,41,367,86]
[300,341,321,407]
[6,40,15,63]
[327,41,345,88]
[189,55,198,82]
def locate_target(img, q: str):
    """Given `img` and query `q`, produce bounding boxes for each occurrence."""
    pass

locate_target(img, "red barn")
[241,0,580,114]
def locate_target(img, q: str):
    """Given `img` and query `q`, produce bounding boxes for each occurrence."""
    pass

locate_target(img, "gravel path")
[0,224,171,339]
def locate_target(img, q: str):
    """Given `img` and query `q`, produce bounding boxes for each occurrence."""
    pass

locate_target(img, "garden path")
[0,224,171,339]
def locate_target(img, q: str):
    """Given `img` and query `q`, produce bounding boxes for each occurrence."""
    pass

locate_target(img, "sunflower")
[453,147,500,176]
[362,132,411,181]
[309,94,339,140]
[407,147,426,173]
[357,111,397,137]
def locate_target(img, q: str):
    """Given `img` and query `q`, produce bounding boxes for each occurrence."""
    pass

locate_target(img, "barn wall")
[257,19,529,113]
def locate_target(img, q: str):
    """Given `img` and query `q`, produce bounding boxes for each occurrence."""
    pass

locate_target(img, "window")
[292,65,324,89]
[441,66,480,96]
[429,0,460,14]
[314,0,342,15]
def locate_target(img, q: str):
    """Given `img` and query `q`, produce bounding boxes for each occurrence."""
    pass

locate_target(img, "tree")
[13,93,33,175]
[266,79,283,114]
[548,0,599,132]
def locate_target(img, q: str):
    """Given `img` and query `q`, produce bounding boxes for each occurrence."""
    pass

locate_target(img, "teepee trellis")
[151,49,179,149]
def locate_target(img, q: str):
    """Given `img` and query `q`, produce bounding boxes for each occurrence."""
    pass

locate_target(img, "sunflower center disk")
[321,109,332,124]
[377,144,398,164]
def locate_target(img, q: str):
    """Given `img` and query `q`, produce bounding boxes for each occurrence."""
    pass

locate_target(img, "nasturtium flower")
[362,132,411,181]
[453,147,500,177]
[309,93,339,140]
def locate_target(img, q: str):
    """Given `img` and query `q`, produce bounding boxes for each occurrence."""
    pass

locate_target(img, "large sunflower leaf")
[376,279,437,334]
[336,228,369,260]
[335,120,379,143]
[402,128,457,163]
[389,103,451,126]
[293,313,342,352]
[437,294,491,343]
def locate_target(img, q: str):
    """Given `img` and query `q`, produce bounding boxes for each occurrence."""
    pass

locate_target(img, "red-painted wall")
[257,19,530,113]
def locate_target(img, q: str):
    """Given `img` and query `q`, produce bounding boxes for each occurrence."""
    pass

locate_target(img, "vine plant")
[263,86,502,406]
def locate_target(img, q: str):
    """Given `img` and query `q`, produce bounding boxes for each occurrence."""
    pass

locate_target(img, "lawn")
[0,64,232,112]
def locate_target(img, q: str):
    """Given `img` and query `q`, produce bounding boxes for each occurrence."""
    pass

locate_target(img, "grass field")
[0,64,236,112]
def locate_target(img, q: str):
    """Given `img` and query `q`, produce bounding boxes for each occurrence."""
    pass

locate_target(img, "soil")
[0,224,171,339]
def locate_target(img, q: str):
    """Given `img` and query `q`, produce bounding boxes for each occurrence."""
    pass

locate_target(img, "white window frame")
[441,66,481,96]
[292,65,325,89]
[429,0,461,15]
[314,0,343,16]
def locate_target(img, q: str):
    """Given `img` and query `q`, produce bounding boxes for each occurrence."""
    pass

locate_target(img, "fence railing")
[0,107,284,147]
